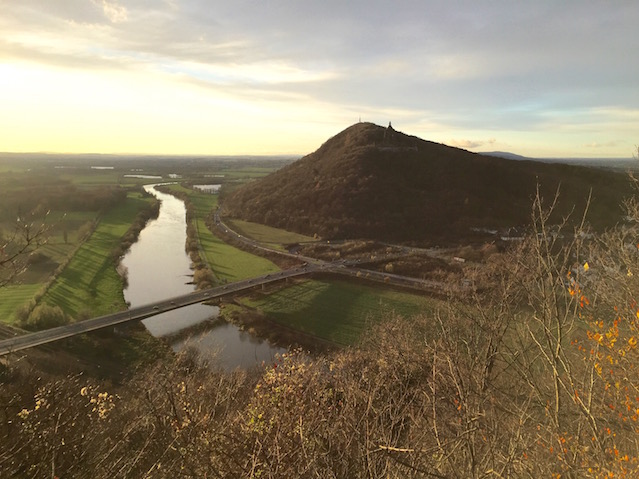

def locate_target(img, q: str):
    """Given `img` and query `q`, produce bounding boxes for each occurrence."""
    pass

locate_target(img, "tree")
[0,211,50,288]
[20,304,69,331]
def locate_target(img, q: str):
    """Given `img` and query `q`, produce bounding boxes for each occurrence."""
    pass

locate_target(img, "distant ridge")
[481,151,637,172]
[223,123,634,242]
[481,151,531,161]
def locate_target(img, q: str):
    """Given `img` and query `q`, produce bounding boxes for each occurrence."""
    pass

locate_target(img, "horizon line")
[0,151,634,161]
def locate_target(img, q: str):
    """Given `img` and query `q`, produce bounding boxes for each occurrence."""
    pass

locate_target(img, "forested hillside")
[224,123,633,242]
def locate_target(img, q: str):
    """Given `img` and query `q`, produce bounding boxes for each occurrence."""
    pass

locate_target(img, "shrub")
[21,304,69,331]
[26,252,50,265]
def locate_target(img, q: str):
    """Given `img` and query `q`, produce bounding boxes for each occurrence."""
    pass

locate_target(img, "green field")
[15,211,99,284]
[40,192,154,319]
[0,162,155,323]
[220,166,279,179]
[1,210,96,256]
[185,185,218,216]
[57,169,122,186]
[162,184,280,282]
[239,279,441,345]
[0,284,41,324]
[199,219,280,281]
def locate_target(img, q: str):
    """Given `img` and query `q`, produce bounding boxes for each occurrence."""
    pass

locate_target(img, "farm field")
[197,217,280,281]
[217,166,283,179]
[239,278,441,345]
[39,192,155,319]
[0,284,41,325]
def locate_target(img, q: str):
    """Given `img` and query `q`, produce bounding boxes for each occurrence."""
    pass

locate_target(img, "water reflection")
[172,322,284,370]
[120,184,283,368]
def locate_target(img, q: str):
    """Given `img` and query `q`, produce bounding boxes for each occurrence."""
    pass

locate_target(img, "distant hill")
[481,151,532,161]
[223,123,634,242]
[481,151,638,172]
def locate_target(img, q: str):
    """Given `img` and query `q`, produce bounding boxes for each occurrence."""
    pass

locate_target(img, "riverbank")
[120,185,284,369]
[156,183,280,283]
[219,300,339,354]
[34,191,159,320]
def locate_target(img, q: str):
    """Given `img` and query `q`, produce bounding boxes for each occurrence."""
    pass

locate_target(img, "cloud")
[449,138,497,149]
[1,0,638,155]
[93,0,127,23]
[585,141,622,149]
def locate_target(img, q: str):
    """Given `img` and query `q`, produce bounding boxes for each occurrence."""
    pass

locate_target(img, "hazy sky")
[1,0,638,157]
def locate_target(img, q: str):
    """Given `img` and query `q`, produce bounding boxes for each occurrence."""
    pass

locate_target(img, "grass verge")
[162,184,280,282]
[225,219,315,249]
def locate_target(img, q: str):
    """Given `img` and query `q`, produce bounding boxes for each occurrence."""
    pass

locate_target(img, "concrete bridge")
[1,211,464,356]
[0,265,312,356]
[0,260,458,356]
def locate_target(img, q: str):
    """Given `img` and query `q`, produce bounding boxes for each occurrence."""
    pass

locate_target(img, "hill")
[223,122,633,242]
[481,151,531,161]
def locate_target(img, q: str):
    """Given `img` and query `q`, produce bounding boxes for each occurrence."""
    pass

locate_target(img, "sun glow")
[0,62,336,155]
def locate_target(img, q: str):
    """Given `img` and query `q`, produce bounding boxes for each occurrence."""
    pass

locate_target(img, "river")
[120,184,284,369]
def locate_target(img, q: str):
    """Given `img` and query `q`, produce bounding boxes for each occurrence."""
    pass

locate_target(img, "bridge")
[0,266,313,356]
[0,260,459,356]
[1,212,464,357]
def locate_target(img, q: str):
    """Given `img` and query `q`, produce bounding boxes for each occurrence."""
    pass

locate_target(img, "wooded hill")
[223,122,633,242]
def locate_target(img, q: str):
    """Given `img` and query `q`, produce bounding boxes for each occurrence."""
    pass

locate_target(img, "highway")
[328,264,459,293]
[213,212,459,293]
[214,211,320,264]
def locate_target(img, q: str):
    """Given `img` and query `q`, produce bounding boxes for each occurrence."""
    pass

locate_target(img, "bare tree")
[0,210,50,288]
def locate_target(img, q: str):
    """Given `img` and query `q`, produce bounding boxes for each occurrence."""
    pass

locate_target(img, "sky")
[1,0,638,158]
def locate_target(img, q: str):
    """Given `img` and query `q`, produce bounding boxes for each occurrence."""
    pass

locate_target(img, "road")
[214,211,320,264]
[214,211,459,293]
[328,264,458,293]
